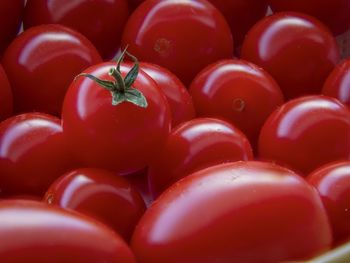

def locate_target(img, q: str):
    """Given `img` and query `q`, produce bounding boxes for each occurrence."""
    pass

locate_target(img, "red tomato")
[148,118,253,197]
[132,161,332,263]
[241,12,340,100]
[307,161,350,245]
[0,200,135,262]
[268,0,350,36]
[0,112,75,196]
[140,62,195,128]
[207,0,268,48]
[44,168,146,241]
[2,24,102,116]
[62,58,171,175]
[0,0,24,56]
[322,58,350,106]
[23,0,130,59]
[258,95,350,175]
[121,0,233,85]
[128,0,144,10]
[189,59,284,149]
[0,64,13,121]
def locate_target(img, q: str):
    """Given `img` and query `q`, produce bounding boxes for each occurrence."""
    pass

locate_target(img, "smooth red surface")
[207,0,268,47]
[140,62,195,128]
[0,0,24,56]
[148,118,253,197]
[0,200,135,263]
[0,113,75,196]
[62,62,171,174]
[307,161,350,244]
[258,95,350,175]
[241,12,340,100]
[0,64,13,121]
[322,59,350,107]
[2,24,102,116]
[189,59,284,149]
[121,0,233,85]
[268,0,350,36]
[133,161,332,263]
[23,0,129,59]
[44,168,146,241]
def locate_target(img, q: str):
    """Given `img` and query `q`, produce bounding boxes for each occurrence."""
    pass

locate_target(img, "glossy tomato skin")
[0,200,135,263]
[0,113,75,196]
[62,62,171,175]
[2,24,102,116]
[268,0,350,36]
[23,0,129,59]
[258,95,350,175]
[140,62,195,128]
[0,0,24,56]
[307,161,350,244]
[44,168,146,241]
[207,0,268,48]
[322,58,350,107]
[0,64,13,121]
[189,59,284,149]
[133,161,332,263]
[148,118,253,197]
[241,12,340,100]
[121,0,233,85]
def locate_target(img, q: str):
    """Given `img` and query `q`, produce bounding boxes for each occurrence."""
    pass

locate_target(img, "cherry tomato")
[207,0,268,48]
[268,0,350,36]
[148,117,253,197]
[140,62,195,128]
[322,58,350,106]
[121,0,233,85]
[258,95,350,175]
[23,0,130,59]
[2,24,102,116]
[0,112,75,196]
[241,12,340,100]
[0,0,24,56]
[307,161,350,245]
[0,200,135,262]
[44,168,146,241]
[189,59,284,150]
[62,57,171,175]
[132,161,332,263]
[0,64,13,121]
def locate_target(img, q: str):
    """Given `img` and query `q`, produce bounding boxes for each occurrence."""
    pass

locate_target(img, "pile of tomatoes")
[0,0,350,262]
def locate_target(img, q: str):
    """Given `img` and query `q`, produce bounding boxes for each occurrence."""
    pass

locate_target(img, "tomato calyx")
[75,48,148,108]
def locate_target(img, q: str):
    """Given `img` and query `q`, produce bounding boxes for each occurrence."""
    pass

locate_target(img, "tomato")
[121,0,233,85]
[133,161,332,263]
[307,161,350,245]
[268,0,350,36]
[140,62,195,128]
[1,24,102,116]
[23,0,130,59]
[241,12,340,100]
[207,0,268,49]
[0,200,135,262]
[128,0,144,11]
[0,112,75,196]
[258,95,350,175]
[0,64,12,121]
[148,117,253,197]
[62,55,171,175]
[44,168,146,241]
[322,58,350,107]
[0,0,24,56]
[189,59,284,150]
